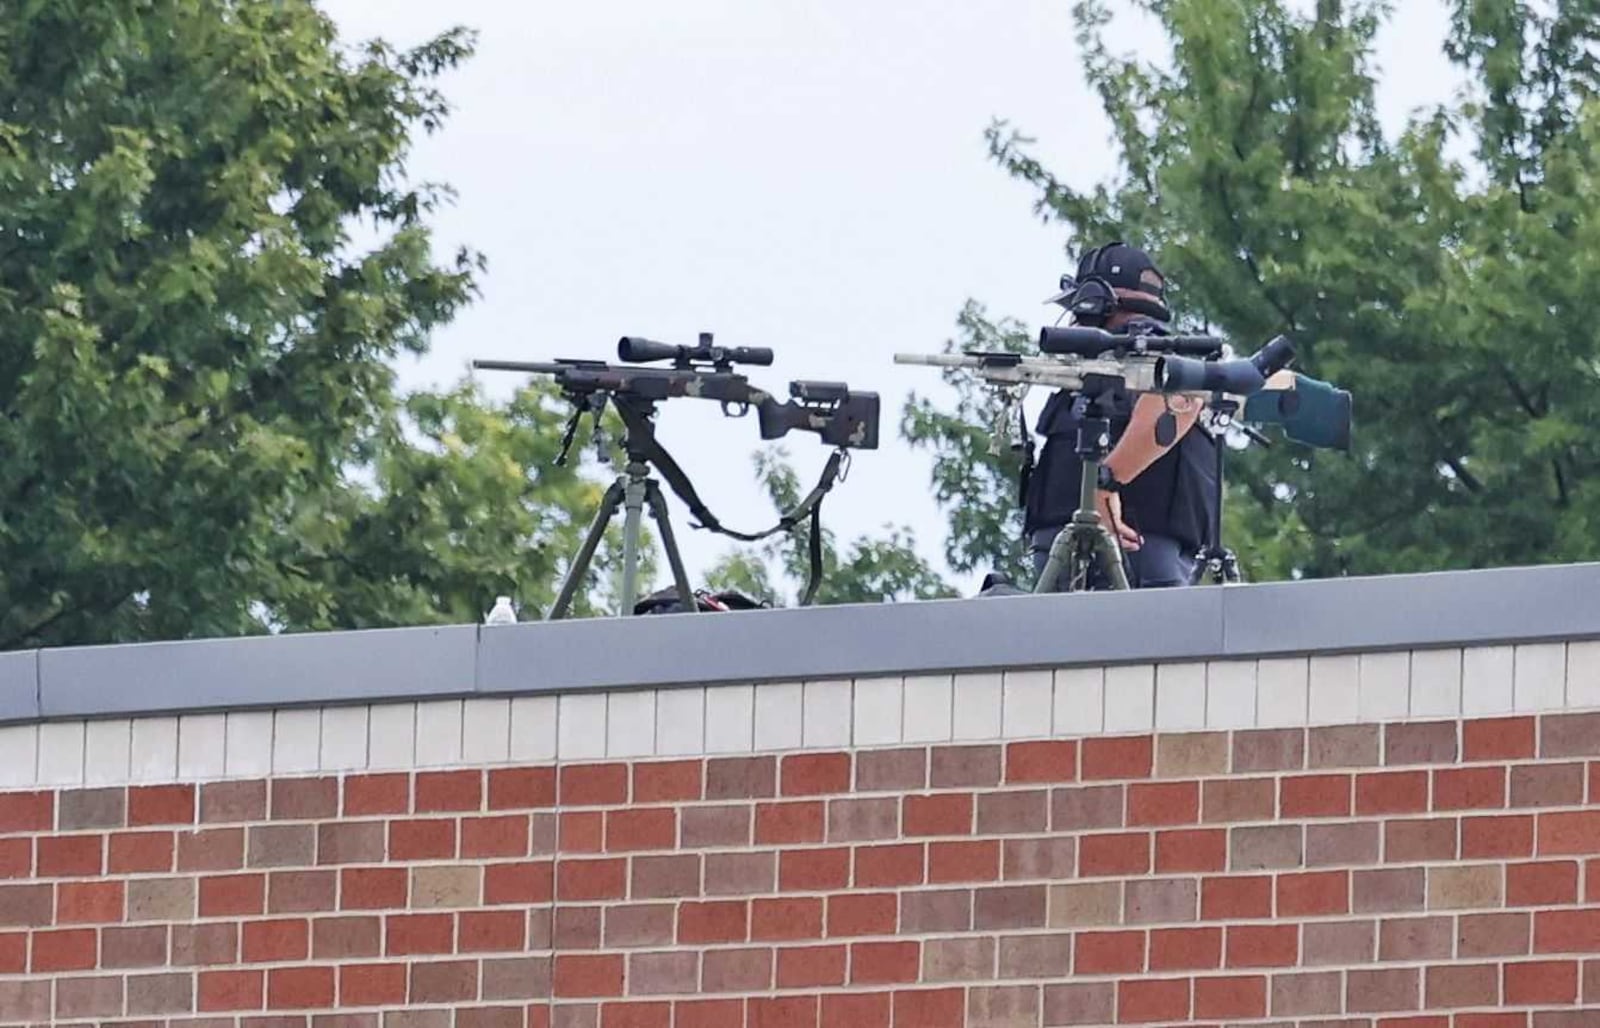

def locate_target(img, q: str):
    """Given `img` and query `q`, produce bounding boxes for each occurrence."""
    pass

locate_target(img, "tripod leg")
[645,479,697,614]
[619,465,648,616]
[1032,525,1070,594]
[1087,516,1131,591]
[548,479,626,620]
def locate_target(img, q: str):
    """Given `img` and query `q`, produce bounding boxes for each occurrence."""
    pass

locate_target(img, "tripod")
[546,394,698,620]
[1187,396,1269,586]
[1032,381,1132,593]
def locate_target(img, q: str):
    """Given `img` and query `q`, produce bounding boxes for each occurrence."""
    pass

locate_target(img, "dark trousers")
[1029,526,1195,590]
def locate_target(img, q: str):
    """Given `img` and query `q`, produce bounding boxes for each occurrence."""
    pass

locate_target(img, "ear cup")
[1066,276,1119,322]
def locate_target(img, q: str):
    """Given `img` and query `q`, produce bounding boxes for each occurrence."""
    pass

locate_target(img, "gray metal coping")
[3,561,1597,724]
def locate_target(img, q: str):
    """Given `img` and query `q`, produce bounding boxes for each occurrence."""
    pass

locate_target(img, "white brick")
[1358,652,1409,722]
[0,725,37,788]
[1514,643,1567,712]
[1462,646,1514,715]
[1568,640,1600,709]
[1410,649,1463,718]
[1054,667,1104,735]
[1001,670,1053,739]
[1104,665,1155,733]
[853,677,903,746]
[84,720,132,786]
[656,688,705,756]
[224,712,274,776]
[902,675,953,743]
[607,691,657,758]
[1155,663,1206,732]
[367,704,417,769]
[1206,660,1257,730]
[802,680,852,749]
[415,700,464,767]
[36,721,84,786]
[272,709,322,774]
[130,717,179,782]
[1257,658,1310,729]
[461,699,511,765]
[558,693,607,760]
[1308,654,1360,725]
[320,706,371,771]
[705,685,755,753]
[753,682,801,751]
[952,673,1003,741]
[176,714,226,780]
[509,696,557,761]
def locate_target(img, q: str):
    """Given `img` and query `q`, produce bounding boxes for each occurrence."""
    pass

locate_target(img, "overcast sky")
[318,0,1464,601]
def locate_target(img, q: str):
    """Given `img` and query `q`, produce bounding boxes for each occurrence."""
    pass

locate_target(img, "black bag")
[632,587,773,616]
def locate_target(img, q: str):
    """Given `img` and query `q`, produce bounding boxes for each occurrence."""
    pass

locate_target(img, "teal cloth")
[1243,373,1352,450]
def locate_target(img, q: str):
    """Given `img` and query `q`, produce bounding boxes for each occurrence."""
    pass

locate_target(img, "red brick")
[0,932,21,973]
[177,828,246,872]
[1535,909,1600,953]
[1202,778,1275,822]
[1435,767,1506,811]
[408,959,478,1003]
[0,792,52,834]
[705,756,778,799]
[674,999,745,1028]
[890,988,962,1028]
[1385,818,1458,862]
[632,761,701,803]
[822,993,889,1027]
[681,805,751,848]
[560,764,629,806]
[129,785,195,826]
[1128,781,1199,826]
[1464,716,1535,760]
[856,749,927,792]
[1079,832,1150,876]
[751,897,823,941]
[1118,978,1191,1023]
[974,790,1046,834]
[605,808,676,852]
[627,854,698,899]
[1508,861,1580,906]
[1282,774,1352,818]
[558,858,625,901]
[851,940,919,984]
[927,840,998,883]
[386,913,453,956]
[200,874,265,917]
[198,969,264,1011]
[340,963,407,1006]
[777,944,846,987]
[855,844,925,887]
[270,777,337,820]
[461,815,530,859]
[1505,959,1578,1004]
[1006,740,1078,783]
[415,770,482,812]
[266,965,334,1009]
[0,837,28,877]
[902,794,972,837]
[782,753,851,796]
[389,819,456,860]
[1457,1016,1529,1028]
[1226,924,1298,967]
[1463,815,1534,859]
[30,928,96,971]
[1075,930,1144,973]
[340,867,409,910]
[1082,735,1153,780]
[1513,763,1586,807]
[1202,875,1273,920]
[778,848,848,891]
[1148,926,1221,970]
[755,802,824,844]
[56,881,123,924]
[559,811,603,853]
[1156,828,1227,873]
[311,916,380,959]
[678,900,748,944]
[1460,912,1532,957]
[600,1002,670,1028]
[1279,871,1350,916]
[37,834,104,876]
[827,893,896,936]
[487,767,556,809]
[1356,771,1429,814]
[201,780,267,823]
[242,918,309,962]
[554,954,624,998]
[1539,812,1600,855]
[1194,975,1267,1019]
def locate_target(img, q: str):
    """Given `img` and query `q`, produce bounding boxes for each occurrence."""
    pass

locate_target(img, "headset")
[1048,242,1174,325]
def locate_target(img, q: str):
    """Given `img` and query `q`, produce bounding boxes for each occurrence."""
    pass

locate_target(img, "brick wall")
[3,700,1600,1027]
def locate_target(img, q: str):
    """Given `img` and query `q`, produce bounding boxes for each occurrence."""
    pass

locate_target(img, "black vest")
[1021,329,1218,550]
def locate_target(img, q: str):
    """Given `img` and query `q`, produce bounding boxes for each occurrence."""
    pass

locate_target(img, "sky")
[317,0,1466,602]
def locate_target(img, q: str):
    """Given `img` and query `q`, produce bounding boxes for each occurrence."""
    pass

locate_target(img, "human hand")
[1096,489,1142,551]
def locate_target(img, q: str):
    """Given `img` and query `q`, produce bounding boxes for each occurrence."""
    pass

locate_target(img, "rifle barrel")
[471,359,574,374]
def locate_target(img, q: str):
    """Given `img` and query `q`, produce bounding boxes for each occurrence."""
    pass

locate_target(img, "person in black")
[1024,242,1218,588]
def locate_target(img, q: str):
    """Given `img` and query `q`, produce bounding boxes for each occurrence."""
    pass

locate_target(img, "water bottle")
[485,596,517,625]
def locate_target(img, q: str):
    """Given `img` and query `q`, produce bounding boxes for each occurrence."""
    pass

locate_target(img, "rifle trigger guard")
[720,400,749,417]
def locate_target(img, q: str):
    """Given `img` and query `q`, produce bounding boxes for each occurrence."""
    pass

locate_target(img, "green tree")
[920,0,1600,582]
[0,0,620,647]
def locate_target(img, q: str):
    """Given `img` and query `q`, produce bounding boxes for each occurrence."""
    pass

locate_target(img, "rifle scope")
[1154,334,1296,395]
[618,336,775,367]
[1038,326,1223,358]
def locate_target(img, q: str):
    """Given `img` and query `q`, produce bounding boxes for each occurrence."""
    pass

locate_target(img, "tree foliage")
[917,0,1600,581]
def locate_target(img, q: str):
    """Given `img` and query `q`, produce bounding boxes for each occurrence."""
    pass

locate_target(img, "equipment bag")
[632,587,773,616]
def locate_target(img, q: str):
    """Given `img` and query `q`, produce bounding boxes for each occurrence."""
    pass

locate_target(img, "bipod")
[1032,382,1131,594]
[547,395,697,620]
